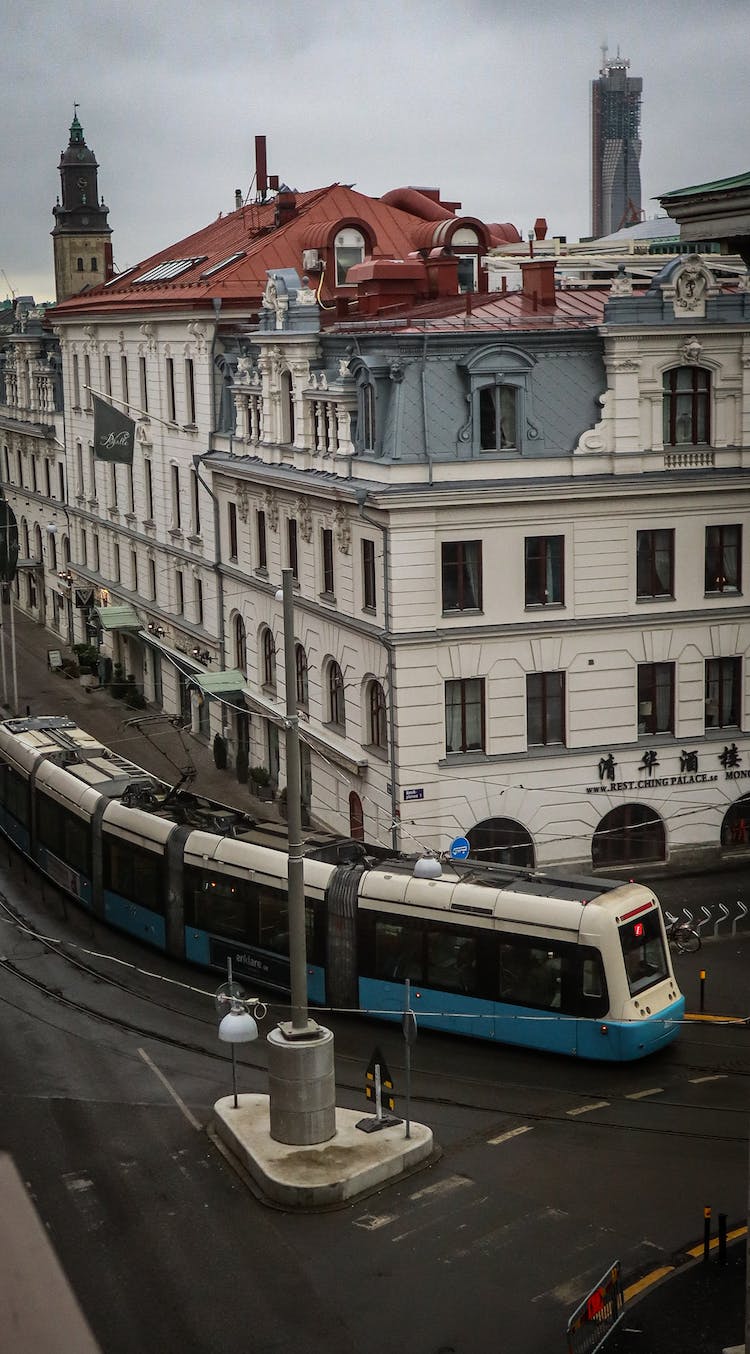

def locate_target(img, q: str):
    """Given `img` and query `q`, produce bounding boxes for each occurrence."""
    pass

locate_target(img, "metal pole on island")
[266,569,336,1146]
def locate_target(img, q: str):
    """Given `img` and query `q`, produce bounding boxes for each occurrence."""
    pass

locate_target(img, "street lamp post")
[266,569,336,1146]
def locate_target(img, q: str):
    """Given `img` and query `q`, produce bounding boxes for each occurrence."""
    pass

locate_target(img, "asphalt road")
[1,855,749,1354]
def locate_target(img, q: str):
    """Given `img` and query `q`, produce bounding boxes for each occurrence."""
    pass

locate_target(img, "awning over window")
[241,686,287,729]
[94,604,141,631]
[191,669,247,701]
[298,724,368,776]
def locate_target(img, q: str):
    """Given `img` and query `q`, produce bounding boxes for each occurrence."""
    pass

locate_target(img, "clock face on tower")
[76,149,86,161]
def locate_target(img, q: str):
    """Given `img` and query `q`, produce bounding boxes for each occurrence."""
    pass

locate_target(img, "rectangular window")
[195,576,204,625]
[4,446,11,482]
[637,529,674,599]
[84,355,91,409]
[441,540,482,612]
[705,524,741,594]
[638,662,675,735]
[126,465,135,514]
[663,366,710,446]
[149,558,157,601]
[104,354,112,397]
[72,354,81,407]
[175,569,184,614]
[288,518,298,580]
[58,462,65,500]
[45,459,52,497]
[362,538,376,610]
[30,457,37,492]
[171,464,181,529]
[166,357,176,423]
[525,535,564,607]
[321,528,334,596]
[190,468,201,536]
[445,677,485,754]
[131,549,138,592]
[76,443,84,495]
[185,358,196,425]
[479,385,517,451]
[88,447,97,501]
[109,462,117,508]
[112,541,119,580]
[527,671,565,746]
[145,459,154,520]
[92,533,99,573]
[139,355,149,413]
[705,657,741,729]
[228,501,238,561]
[257,510,267,571]
[121,355,129,410]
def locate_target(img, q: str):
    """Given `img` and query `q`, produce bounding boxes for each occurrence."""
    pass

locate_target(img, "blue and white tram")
[0,715,685,1061]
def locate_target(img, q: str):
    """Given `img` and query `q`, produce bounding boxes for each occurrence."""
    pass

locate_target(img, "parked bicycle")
[665,918,702,953]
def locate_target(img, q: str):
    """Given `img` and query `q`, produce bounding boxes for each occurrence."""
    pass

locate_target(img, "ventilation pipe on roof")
[235,189,243,211]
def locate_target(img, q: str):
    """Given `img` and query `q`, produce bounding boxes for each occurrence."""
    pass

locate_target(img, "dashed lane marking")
[488,1125,533,1145]
[408,1174,472,1202]
[626,1088,664,1100]
[689,1073,727,1084]
[353,1213,398,1231]
[566,1101,609,1116]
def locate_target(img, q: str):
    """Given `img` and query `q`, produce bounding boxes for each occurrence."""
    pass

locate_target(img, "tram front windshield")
[619,909,669,996]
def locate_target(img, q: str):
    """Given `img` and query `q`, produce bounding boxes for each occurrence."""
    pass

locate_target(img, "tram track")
[1,909,748,1149]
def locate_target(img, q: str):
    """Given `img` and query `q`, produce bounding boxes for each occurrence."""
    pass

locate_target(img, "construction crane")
[0,270,17,301]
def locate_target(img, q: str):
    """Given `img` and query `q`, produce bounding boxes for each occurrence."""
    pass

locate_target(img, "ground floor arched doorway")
[592,803,666,868]
[467,817,535,866]
[349,791,364,841]
[721,794,750,848]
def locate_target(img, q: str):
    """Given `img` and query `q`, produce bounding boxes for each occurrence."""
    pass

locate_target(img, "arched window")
[76,257,84,272]
[592,805,666,867]
[49,532,57,572]
[295,643,308,709]
[90,257,98,272]
[328,660,345,729]
[467,818,534,866]
[22,520,30,556]
[721,794,750,849]
[349,791,364,841]
[361,382,376,450]
[335,228,365,285]
[368,680,387,750]
[262,628,276,690]
[33,524,43,562]
[233,615,247,675]
[281,370,295,445]
[663,366,710,446]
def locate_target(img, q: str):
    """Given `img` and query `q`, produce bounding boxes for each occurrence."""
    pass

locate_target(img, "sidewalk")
[606,1241,746,1353]
[3,605,282,821]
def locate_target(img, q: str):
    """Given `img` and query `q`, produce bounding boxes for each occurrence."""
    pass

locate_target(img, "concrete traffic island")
[211,1094,434,1209]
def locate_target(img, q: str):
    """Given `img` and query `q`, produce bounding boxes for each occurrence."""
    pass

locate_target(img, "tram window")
[499,941,562,1010]
[186,870,257,938]
[258,888,290,955]
[619,911,668,996]
[0,766,29,825]
[38,794,64,855]
[582,955,603,997]
[64,813,90,876]
[426,930,478,994]
[373,919,423,983]
[104,838,165,914]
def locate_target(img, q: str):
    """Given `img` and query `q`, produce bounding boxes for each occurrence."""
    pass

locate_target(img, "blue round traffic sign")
[449,836,471,860]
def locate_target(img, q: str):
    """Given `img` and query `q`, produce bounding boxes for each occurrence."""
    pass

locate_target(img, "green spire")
[70,103,84,144]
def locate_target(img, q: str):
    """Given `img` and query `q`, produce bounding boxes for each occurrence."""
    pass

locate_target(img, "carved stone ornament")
[264,489,279,532]
[334,504,351,555]
[308,371,318,390]
[236,483,250,523]
[319,372,329,391]
[669,257,713,318]
[297,496,312,543]
[136,423,152,446]
[296,282,318,306]
[681,335,703,365]
[235,356,253,382]
[262,277,289,330]
[187,320,207,351]
[139,322,156,352]
[83,324,97,343]
[389,358,405,383]
[609,265,633,296]
[338,358,351,379]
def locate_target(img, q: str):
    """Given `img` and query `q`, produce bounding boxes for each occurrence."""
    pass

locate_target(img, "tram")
[0,715,685,1060]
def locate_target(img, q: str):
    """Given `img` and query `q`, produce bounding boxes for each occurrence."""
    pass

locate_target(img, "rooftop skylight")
[132,257,208,284]
[200,251,247,278]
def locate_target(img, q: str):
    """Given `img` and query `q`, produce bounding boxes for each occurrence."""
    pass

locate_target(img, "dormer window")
[335,228,365,285]
[451,226,480,293]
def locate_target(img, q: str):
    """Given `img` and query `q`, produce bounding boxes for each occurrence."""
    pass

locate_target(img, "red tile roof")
[334,284,611,334]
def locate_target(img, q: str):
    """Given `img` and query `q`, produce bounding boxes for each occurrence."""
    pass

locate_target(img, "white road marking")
[138,1047,202,1130]
[566,1101,609,1116]
[689,1074,727,1084]
[488,1125,533,1145]
[353,1213,397,1231]
[408,1174,472,1202]
[626,1088,663,1100]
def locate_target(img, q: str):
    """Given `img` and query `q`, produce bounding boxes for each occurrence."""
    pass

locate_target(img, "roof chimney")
[255,136,268,202]
[274,188,296,227]
[235,189,243,211]
[520,259,556,306]
[534,217,548,241]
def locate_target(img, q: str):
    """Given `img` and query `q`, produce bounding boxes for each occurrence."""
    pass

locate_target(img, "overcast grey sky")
[2,0,748,302]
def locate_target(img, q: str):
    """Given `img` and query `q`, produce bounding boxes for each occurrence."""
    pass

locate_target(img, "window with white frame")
[335,228,365,285]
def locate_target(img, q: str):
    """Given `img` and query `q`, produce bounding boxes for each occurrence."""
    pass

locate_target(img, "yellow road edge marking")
[624,1266,674,1300]
[684,1013,748,1024]
[686,1225,748,1259]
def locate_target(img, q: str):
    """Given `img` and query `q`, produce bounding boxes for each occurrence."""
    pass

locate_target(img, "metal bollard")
[703,1206,712,1263]
[699,970,706,1013]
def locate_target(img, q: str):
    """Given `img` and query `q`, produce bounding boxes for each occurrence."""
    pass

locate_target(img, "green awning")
[94,604,141,631]
[192,669,247,699]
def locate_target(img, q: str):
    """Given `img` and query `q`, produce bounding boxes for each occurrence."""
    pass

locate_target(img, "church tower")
[52,109,113,302]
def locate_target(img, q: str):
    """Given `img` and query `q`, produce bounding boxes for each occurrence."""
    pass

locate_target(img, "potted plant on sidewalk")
[73,643,100,691]
[249,764,274,801]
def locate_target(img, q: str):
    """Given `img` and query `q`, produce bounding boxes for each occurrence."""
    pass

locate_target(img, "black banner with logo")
[92,393,135,464]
